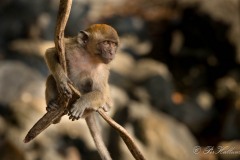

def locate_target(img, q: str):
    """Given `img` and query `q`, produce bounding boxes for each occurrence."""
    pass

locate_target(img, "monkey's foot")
[102,104,110,112]
[46,100,59,112]
[46,101,66,124]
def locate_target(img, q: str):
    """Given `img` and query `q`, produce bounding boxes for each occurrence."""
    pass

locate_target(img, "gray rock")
[119,102,199,160]
[0,61,45,106]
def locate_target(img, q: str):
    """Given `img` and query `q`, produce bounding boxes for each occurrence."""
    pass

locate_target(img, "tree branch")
[24,0,146,159]
[24,0,73,143]
[54,0,72,73]
[98,110,146,160]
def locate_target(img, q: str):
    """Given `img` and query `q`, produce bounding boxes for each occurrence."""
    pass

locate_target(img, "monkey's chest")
[66,52,106,93]
[79,77,93,93]
[69,70,101,94]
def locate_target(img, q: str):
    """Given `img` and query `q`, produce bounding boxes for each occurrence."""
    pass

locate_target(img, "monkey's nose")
[108,50,113,55]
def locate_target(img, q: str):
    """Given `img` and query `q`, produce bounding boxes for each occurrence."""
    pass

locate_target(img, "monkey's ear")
[77,31,89,45]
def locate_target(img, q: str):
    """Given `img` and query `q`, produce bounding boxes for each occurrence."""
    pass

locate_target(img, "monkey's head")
[77,24,119,64]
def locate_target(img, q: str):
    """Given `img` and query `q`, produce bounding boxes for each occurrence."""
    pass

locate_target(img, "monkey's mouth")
[102,58,112,64]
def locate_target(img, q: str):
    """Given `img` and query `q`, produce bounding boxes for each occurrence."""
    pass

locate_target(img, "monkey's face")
[97,40,118,64]
[78,24,120,64]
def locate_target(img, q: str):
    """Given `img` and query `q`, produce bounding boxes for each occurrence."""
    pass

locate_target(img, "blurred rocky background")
[1,0,240,160]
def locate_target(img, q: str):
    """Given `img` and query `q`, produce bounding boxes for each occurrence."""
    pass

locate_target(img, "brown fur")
[44,24,118,120]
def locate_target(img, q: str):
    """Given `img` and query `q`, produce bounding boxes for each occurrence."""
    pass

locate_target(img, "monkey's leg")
[45,48,72,99]
[45,75,59,111]
[45,75,62,124]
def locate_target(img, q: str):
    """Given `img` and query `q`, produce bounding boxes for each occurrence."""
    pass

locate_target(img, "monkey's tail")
[98,109,146,160]
[86,114,112,160]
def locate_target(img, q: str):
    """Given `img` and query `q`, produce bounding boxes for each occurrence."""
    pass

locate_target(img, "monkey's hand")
[57,76,73,99]
[68,91,109,121]
[68,101,110,121]
[68,97,90,121]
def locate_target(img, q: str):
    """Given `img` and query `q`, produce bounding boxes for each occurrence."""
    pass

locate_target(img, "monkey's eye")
[101,41,118,48]
[112,42,118,47]
[102,41,109,45]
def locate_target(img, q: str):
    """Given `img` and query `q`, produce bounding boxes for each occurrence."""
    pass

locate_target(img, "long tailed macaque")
[44,24,119,160]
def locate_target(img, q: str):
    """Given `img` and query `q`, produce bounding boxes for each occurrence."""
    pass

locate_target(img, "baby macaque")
[44,24,119,120]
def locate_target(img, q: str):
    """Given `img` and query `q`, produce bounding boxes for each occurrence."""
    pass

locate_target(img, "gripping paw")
[58,77,73,99]
[68,99,89,121]
[46,100,59,112]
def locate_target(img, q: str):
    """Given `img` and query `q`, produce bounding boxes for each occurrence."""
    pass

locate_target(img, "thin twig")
[98,110,146,160]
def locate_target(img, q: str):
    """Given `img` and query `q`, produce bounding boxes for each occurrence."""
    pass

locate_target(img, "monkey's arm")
[68,90,108,120]
[105,85,113,110]
[45,48,72,98]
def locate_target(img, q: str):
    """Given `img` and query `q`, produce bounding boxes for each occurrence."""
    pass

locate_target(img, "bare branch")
[98,109,146,160]
[54,0,72,73]
[24,0,146,159]
[23,96,66,143]
[24,0,73,143]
